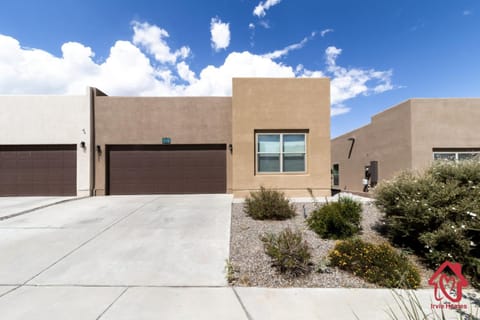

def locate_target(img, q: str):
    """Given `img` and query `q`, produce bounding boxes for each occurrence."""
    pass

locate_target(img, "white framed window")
[256,133,307,173]
[433,150,480,162]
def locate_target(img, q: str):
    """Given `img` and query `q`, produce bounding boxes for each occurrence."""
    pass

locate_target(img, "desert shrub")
[419,224,472,267]
[374,160,480,288]
[329,238,421,288]
[261,228,312,277]
[307,197,362,239]
[244,186,296,220]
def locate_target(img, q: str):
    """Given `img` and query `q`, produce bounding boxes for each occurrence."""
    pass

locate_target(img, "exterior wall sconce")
[96,145,102,154]
[80,141,86,149]
[228,144,233,153]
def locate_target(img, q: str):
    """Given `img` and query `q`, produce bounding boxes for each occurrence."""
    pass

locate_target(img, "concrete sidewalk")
[235,288,479,320]
[0,286,477,319]
[0,196,78,220]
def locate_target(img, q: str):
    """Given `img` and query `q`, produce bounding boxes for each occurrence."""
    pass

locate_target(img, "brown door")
[107,145,226,195]
[0,145,76,196]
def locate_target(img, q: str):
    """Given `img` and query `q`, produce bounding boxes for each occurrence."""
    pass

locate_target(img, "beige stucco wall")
[331,101,412,193]
[232,78,331,198]
[0,92,92,196]
[411,98,480,169]
[93,94,232,195]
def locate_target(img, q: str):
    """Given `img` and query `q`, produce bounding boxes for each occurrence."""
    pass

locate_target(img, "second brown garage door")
[107,145,226,195]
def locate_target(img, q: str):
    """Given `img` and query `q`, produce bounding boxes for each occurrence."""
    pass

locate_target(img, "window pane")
[458,153,480,161]
[332,164,339,186]
[258,135,280,153]
[283,134,305,153]
[283,153,305,172]
[258,154,280,172]
[434,153,455,161]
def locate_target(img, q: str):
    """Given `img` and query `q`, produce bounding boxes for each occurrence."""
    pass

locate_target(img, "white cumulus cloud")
[253,0,282,17]
[132,21,190,64]
[176,61,197,84]
[184,51,294,96]
[325,46,394,105]
[0,21,395,117]
[210,17,231,51]
[330,104,351,117]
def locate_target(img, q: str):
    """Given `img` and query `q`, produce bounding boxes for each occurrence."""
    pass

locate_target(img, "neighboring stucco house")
[331,98,480,193]
[0,78,331,198]
[0,91,93,196]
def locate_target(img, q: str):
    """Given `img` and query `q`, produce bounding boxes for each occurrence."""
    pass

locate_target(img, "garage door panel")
[47,157,63,168]
[33,171,48,183]
[0,159,16,169]
[112,183,156,195]
[17,184,34,195]
[15,151,31,161]
[0,145,76,196]
[108,145,226,195]
[0,171,16,183]
[0,151,16,160]
[16,169,33,183]
[32,157,49,169]
[0,186,13,196]
[31,151,46,160]
[63,153,77,168]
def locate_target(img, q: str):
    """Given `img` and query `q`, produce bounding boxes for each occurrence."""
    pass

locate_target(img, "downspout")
[89,87,96,196]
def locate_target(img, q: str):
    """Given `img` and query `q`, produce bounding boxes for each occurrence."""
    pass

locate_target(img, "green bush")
[419,224,472,267]
[374,160,480,288]
[261,228,312,277]
[307,197,362,239]
[244,186,296,220]
[329,238,421,288]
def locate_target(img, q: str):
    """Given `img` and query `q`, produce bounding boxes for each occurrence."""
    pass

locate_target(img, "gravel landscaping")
[229,198,434,288]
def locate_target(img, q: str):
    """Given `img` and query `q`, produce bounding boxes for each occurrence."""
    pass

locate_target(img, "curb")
[0,196,90,221]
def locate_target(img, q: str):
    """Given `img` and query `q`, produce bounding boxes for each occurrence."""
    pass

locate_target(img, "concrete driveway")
[0,196,77,220]
[0,195,232,286]
[0,194,251,319]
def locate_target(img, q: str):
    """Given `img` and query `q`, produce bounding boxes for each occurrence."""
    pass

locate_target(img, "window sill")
[256,172,309,176]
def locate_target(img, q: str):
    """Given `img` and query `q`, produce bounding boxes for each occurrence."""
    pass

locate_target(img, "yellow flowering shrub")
[329,238,421,289]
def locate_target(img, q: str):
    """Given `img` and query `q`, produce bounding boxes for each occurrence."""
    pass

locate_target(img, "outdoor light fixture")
[80,141,86,149]
[96,145,102,154]
[228,144,233,153]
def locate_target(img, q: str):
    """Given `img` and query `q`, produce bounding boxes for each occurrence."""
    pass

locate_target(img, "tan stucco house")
[0,78,331,198]
[331,98,480,193]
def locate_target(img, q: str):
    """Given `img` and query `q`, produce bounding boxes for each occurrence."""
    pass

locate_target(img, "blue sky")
[0,0,478,137]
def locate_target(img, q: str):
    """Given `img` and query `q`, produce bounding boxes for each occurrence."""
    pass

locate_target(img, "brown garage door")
[107,145,226,195]
[0,145,76,196]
